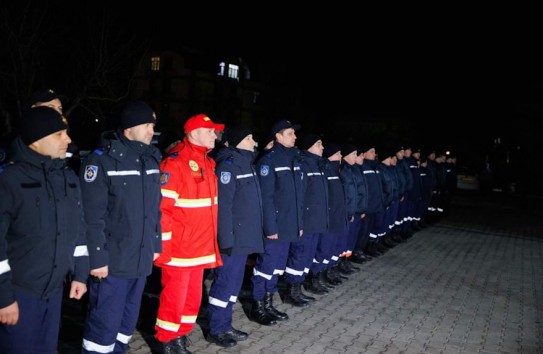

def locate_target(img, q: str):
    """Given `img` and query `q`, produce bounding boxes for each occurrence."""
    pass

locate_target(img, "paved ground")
[58,191,543,353]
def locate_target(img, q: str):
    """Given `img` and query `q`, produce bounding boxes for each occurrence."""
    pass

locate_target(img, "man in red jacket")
[154,114,224,354]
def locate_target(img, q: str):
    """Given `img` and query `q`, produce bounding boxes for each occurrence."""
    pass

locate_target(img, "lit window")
[218,62,225,76]
[151,57,160,71]
[228,64,239,80]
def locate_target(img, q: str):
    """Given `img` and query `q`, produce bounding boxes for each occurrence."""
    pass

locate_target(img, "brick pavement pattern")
[58,193,543,353]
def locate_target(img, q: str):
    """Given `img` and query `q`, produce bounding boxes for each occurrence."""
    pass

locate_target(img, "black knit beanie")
[121,101,156,129]
[323,144,341,158]
[227,126,251,148]
[21,107,68,145]
[341,144,358,157]
[299,133,321,150]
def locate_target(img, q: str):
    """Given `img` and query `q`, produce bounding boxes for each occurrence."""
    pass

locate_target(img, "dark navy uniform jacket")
[445,162,457,192]
[378,163,398,207]
[395,159,408,196]
[405,156,422,202]
[0,137,89,307]
[426,159,438,192]
[256,142,304,242]
[353,164,369,214]
[419,165,433,202]
[339,162,367,217]
[214,146,264,255]
[397,157,413,196]
[323,160,349,233]
[361,160,384,214]
[299,151,329,234]
[436,162,448,192]
[80,132,162,279]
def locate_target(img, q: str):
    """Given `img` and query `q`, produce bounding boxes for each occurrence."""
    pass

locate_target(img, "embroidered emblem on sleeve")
[84,165,98,182]
[260,165,270,177]
[160,172,170,185]
[220,171,231,184]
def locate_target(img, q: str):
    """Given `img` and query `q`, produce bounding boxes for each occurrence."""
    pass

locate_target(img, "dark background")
[1,1,542,193]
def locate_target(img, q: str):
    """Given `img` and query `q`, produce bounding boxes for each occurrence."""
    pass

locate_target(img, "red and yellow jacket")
[154,138,222,269]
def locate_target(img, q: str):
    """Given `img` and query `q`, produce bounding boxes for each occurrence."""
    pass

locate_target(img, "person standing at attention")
[251,120,304,322]
[294,134,331,298]
[206,126,264,348]
[80,101,162,354]
[0,107,89,354]
[154,114,224,354]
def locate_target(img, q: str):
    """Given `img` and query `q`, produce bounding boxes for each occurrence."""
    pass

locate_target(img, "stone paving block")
[281,341,311,353]
[304,340,336,354]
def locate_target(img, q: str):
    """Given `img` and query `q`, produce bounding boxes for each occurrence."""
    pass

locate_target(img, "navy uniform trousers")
[207,254,247,335]
[82,275,146,354]
[310,232,335,274]
[251,241,290,301]
[285,233,318,284]
[0,288,62,354]
[330,229,349,263]
[348,216,363,253]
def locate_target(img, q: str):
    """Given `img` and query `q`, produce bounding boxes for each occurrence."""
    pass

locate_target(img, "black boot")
[316,272,334,290]
[298,285,316,302]
[162,335,192,354]
[324,267,343,285]
[224,327,248,341]
[303,273,328,295]
[376,237,390,251]
[338,258,355,275]
[366,241,383,257]
[390,231,404,243]
[284,283,310,307]
[249,300,277,326]
[264,292,289,320]
[383,234,397,248]
[350,249,368,264]
[345,257,360,271]
[206,332,237,348]
[331,265,349,281]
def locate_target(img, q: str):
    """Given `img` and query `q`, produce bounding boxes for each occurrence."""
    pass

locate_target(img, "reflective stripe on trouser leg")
[311,232,335,273]
[82,276,146,354]
[251,240,289,300]
[208,254,247,334]
[285,233,318,283]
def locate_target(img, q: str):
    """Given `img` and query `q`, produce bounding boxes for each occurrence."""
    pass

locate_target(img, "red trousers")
[155,267,204,342]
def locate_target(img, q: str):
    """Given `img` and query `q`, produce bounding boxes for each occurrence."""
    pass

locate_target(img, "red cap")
[184,114,224,133]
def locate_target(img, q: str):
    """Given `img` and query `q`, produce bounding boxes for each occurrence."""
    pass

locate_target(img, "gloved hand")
[220,247,232,256]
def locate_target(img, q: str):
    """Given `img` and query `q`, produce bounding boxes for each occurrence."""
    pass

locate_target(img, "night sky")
[127,7,543,184]
[142,8,543,121]
[146,12,543,158]
[4,2,543,175]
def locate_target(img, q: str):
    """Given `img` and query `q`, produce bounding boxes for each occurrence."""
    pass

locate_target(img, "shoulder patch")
[84,165,99,182]
[160,172,170,185]
[260,165,270,177]
[220,171,231,184]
